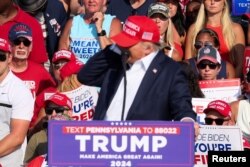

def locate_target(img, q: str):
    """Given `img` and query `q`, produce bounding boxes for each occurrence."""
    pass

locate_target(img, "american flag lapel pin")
[153,68,157,74]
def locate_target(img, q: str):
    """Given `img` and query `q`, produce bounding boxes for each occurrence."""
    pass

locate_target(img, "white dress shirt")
[104,50,159,120]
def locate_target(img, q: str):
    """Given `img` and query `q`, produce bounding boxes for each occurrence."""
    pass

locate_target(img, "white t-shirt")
[0,71,34,167]
[238,99,250,142]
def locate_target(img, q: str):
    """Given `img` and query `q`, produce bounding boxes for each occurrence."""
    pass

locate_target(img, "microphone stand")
[120,51,129,121]
[109,44,130,121]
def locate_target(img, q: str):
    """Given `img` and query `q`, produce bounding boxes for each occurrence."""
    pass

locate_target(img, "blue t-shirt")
[70,14,114,64]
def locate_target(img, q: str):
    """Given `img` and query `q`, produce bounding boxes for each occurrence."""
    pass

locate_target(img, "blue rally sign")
[48,121,194,167]
[232,0,250,16]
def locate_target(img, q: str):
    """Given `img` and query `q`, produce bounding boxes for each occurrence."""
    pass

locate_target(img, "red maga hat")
[111,15,160,47]
[203,100,231,117]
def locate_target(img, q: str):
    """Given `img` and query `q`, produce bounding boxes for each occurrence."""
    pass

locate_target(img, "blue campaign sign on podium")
[232,0,250,15]
[48,121,194,167]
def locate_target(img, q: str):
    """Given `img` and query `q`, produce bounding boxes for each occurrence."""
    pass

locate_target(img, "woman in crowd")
[186,28,235,79]
[196,45,223,80]
[147,2,183,61]
[185,0,245,79]
[59,0,122,64]
[158,0,186,46]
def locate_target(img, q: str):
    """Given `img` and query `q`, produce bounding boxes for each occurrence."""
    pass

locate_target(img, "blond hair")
[191,0,235,55]
[165,19,174,47]
[57,74,82,92]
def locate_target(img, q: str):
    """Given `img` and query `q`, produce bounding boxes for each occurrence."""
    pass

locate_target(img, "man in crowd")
[0,0,48,64]
[0,38,34,166]
[77,15,198,133]
[24,92,72,164]
[203,100,234,126]
[8,23,56,129]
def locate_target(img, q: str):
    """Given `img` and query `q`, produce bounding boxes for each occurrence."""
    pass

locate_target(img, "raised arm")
[94,12,122,49]
[230,23,246,79]
[58,18,73,50]
[185,24,195,59]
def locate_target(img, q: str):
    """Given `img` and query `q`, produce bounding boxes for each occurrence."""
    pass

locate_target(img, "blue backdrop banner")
[232,0,250,16]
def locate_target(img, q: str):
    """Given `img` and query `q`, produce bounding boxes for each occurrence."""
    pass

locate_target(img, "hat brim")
[242,14,250,20]
[148,11,169,19]
[17,0,47,12]
[16,35,32,42]
[197,56,219,64]
[203,108,227,117]
[52,57,71,63]
[111,32,140,47]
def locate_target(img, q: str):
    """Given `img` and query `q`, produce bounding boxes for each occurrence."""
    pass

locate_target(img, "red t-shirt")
[0,5,48,64]
[12,61,56,127]
[174,42,184,58]
[12,61,56,98]
[206,25,230,63]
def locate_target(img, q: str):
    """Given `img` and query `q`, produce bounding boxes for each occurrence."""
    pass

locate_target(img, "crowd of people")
[0,0,249,166]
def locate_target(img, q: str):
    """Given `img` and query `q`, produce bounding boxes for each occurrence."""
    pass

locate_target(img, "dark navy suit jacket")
[77,46,196,121]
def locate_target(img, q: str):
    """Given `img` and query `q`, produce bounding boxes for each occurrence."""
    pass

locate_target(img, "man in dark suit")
[77,15,196,122]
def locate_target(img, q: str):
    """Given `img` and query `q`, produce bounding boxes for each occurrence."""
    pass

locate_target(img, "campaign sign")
[45,85,99,121]
[244,47,250,75]
[232,0,250,15]
[195,125,243,167]
[48,121,194,167]
[192,98,214,125]
[62,85,98,121]
[199,79,241,103]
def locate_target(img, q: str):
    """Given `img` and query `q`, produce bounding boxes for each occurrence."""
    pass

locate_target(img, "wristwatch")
[97,30,106,37]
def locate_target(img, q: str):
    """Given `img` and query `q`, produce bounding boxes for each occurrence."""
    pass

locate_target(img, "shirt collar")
[0,70,12,87]
[132,50,159,71]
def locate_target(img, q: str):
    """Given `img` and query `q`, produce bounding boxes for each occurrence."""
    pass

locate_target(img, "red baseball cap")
[9,23,33,42]
[52,50,76,63]
[203,100,231,117]
[45,92,72,109]
[0,38,11,52]
[242,13,250,20]
[111,15,160,47]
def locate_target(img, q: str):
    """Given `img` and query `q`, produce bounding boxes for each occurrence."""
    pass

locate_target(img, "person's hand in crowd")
[93,11,104,33]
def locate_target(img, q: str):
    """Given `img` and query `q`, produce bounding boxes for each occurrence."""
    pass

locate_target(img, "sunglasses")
[197,62,218,70]
[194,41,213,50]
[205,118,229,125]
[0,52,7,62]
[53,62,67,70]
[13,38,31,47]
[45,107,69,115]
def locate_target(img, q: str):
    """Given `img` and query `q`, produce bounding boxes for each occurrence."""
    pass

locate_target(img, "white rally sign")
[195,125,243,167]
[199,79,241,103]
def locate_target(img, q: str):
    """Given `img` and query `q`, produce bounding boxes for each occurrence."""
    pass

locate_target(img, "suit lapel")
[126,52,166,119]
